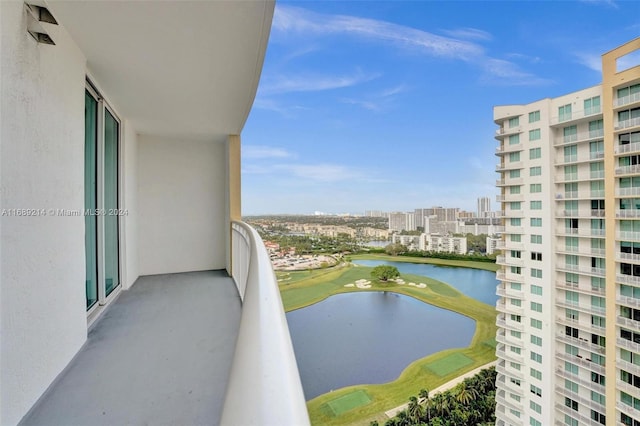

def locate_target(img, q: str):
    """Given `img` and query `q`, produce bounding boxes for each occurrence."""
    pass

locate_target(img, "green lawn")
[349,253,499,272]
[279,257,498,425]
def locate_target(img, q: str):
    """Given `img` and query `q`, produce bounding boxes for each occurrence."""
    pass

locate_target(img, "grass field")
[279,255,498,425]
[349,253,499,272]
[326,390,372,416]
[424,353,474,377]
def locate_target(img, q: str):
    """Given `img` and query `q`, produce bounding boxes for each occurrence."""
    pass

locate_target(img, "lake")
[286,259,498,400]
[352,259,499,305]
[286,292,475,400]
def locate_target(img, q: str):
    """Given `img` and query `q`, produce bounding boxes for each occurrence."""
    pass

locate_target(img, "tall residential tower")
[494,38,640,426]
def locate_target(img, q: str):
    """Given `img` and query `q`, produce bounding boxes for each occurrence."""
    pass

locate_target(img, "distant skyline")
[242,0,640,215]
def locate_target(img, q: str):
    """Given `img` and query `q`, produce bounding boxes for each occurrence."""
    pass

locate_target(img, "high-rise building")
[493,38,640,426]
[477,196,492,218]
[388,212,416,232]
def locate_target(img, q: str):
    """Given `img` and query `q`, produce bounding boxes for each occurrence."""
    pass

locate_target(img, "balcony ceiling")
[47,0,274,142]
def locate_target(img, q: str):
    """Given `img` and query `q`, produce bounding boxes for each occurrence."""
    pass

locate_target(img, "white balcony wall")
[122,125,139,289]
[137,136,226,274]
[0,3,87,424]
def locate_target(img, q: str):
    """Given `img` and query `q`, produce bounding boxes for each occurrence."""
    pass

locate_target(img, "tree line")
[372,366,496,426]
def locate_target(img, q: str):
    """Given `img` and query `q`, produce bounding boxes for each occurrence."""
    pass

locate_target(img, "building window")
[565,361,578,375]
[530,401,542,414]
[509,169,521,178]
[591,315,606,328]
[510,266,521,275]
[509,134,520,145]
[530,183,541,193]
[531,335,542,346]
[590,410,606,425]
[566,326,579,338]
[529,147,541,159]
[509,151,521,162]
[591,372,605,386]
[530,200,542,210]
[509,116,520,128]
[531,234,542,244]
[529,366,542,380]
[529,129,541,141]
[531,318,542,329]
[559,104,572,122]
[509,185,521,194]
[565,415,578,426]
[565,379,578,393]
[584,96,601,115]
[617,83,640,102]
[531,268,542,278]
[531,384,542,397]
[589,119,604,137]
[531,217,542,227]
[510,298,522,307]
[531,302,542,313]
[531,285,542,295]
[510,217,521,226]
[529,110,541,123]
[510,234,522,242]
[564,397,578,411]
[530,166,542,176]
[510,314,521,322]
[530,417,541,426]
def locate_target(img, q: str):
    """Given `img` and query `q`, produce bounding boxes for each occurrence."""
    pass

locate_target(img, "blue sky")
[242,0,640,215]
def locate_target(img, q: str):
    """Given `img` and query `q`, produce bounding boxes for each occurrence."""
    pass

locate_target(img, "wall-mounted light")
[25,3,58,45]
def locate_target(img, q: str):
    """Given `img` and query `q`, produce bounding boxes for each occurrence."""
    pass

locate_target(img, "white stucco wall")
[0,3,88,424]
[122,123,139,289]
[137,136,226,275]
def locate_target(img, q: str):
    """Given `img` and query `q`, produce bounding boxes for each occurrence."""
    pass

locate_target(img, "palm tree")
[454,382,478,406]
[407,396,424,424]
[418,388,430,421]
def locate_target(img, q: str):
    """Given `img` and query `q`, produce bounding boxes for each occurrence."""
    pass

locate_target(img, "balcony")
[617,315,640,330]
[555,384,606,414]
[618,209,640,218]
[554,129,604,146]
[550,108,603,126]
[615,91,640,108]
[616,164,640,175]
[618,295,640,310]
[616,116,640,131]
[618,337,640,353]
[556,333,605,354]
[619,231,640,242]
[618,274,640,287]
[496,161,523,172]
[618,251,640,263]
[618,187,640,197]
[21,222,309,426]
[555,402,604,426]
[615,141,640,155]
[495,126,521,137]
[556,264,605,277]
[556,209,605,218]
[556,352,605,375]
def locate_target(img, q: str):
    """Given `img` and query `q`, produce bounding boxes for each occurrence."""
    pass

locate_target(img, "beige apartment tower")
[494,38,640,426]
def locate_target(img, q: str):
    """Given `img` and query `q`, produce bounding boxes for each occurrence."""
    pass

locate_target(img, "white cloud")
[243,145,294,159]
[339,98,380,111]
[273,5,484,61]
[272,5,551,87]
[259,70,380,95]
[440,27,493,41]
[579,0,619,9]
[574,52,602,72]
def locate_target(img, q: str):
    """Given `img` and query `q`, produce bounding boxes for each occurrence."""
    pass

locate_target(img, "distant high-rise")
[493,38,640,426]
[477,196,491,218]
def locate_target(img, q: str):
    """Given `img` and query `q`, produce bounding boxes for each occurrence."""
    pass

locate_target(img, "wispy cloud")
[273,5,483,61]
[440,27,493,41]
[243,145,295,159]
[272,5,550,87]
[574,52,602,72]
[259,69,380,95]
[506,52,542,64]
[339,84,409,112]
[480,59,553,86]
[339,98,380,111]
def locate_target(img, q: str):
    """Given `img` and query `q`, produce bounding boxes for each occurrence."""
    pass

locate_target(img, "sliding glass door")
[85,87,120,311]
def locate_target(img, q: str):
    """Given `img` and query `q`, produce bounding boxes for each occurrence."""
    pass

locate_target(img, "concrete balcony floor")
[21,270,241,426]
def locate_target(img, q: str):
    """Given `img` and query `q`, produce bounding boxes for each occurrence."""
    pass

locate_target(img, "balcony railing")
[223,221,310,426]
[615,91,640,108]
[616,116,640,131]
[615,141,640,155]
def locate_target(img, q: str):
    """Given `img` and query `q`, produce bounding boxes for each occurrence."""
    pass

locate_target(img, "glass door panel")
[85,91,98,309]
[104,109,120,296]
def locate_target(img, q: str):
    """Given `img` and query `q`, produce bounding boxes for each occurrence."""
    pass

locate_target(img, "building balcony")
[616,116,640,131]
[618,251,640,263]
[619,231,640,242]
[557,263,606,277]
[556,333,606,354]
[496,178,523,186]
[556,352,606,375]
[494,389,523,412]
[616,164,640,176]
[555,358,606,393]
[496,300,524,316]
[495,126,521,137]
[618,274,640,286]
[555,384,606,414]
[554,129,605,146]
[21,222,309,426]
[556,227,605,238]
[555,152,604,166]
[496,314,524,332]
[556,209,605,218]
[495,143,523,155]
[556,281,606,298]
[556,300,606,317]
[617,401,640,423]
[618,187,640,197]
[550,108,602,126]
[615,91,640,108]
[617,315,640,331]
[618,295,640,310]
[556,245,605,257]
[496,161,523,172]
[615,141,640,155]
[618,209,640,218]
[618,337,640,354]
[555,402,604,426]
[496,286,524,299]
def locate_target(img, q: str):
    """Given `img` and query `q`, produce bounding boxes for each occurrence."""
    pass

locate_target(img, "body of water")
[352,259,499,305]
[286,292,475,400]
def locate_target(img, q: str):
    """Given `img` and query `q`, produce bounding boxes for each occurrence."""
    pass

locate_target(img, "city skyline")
[242,0,640,215]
